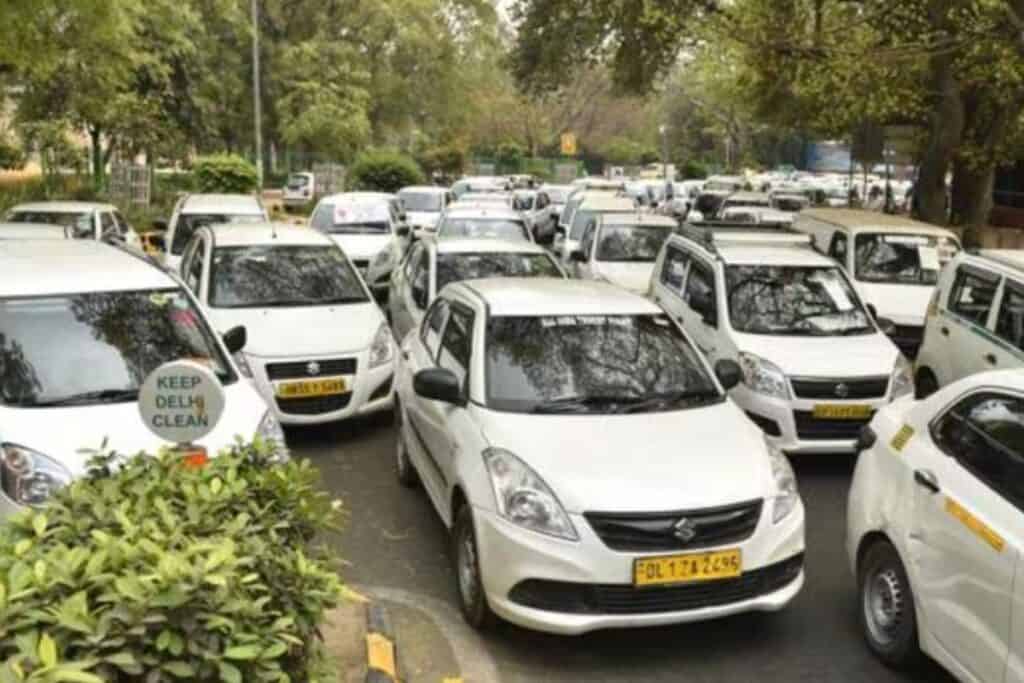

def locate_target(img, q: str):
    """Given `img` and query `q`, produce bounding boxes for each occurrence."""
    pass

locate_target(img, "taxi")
[847,369,1024,681]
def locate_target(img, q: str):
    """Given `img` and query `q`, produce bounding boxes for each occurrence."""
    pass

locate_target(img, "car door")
[988,277,1024,373]
[573,220,598,280]
[945,265,1002,383]
[678,255,720,359]
[402,245,431,340]
[431,302,476,493]
[907,391,1023,683]
[390,242,421,339]
[651,243,691,317]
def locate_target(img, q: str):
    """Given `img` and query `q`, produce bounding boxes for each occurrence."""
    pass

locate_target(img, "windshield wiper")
[531,395,639,414]
[622,389,722,413]
[31,388,139,407]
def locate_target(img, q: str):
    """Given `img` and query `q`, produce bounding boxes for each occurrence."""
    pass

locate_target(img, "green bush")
[0,440,344,682]
[0,138,26,171]
[348,149,425,193]
[679,159,709,180]
[495,141,524,173]
[193,155,259,194]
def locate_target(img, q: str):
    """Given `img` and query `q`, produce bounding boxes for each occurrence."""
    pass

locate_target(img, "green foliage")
[495,141,525,172]
[193,155,259,194]
[0,440,344,682]
[679,159,709,180]
[417,144,467,176]
[0,138,26,171]
[348,149,426,193]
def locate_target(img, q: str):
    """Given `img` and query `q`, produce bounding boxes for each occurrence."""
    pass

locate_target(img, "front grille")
[790,376,889,400]
[586,500,763,553]
[508,554,804,615]
[265,358,357,381]
[793,410,873,440]
[890,325,924,359]
[275,393,352,415]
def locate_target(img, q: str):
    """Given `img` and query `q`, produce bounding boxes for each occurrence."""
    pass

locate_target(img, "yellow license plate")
[634,549,742,587]
[276,378,347,398]
[813,404,872,420]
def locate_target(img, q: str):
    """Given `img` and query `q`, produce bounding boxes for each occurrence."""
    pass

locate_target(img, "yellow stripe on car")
[945,497,1005,552]
[890,425,914,453]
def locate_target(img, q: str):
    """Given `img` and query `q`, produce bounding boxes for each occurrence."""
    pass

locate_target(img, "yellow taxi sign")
[945,497,1005,552]
[890,425,914,452]
[561,132,577,156]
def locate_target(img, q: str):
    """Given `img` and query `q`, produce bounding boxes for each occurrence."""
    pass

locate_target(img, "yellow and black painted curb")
[365,603,400,683]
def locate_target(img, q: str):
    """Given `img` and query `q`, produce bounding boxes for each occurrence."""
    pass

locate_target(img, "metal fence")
[312,163,346,196]
[109,163,152,206]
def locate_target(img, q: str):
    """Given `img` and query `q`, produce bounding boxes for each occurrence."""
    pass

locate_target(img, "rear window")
[438,218,529,242]
[171,213,264,254]
[436,252,563,291]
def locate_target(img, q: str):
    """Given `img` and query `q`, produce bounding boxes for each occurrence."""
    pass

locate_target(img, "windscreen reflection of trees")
[726,266,871,335]
[485,316,715,411]
[173,214,264,253]
[596,227,670,262]
[0,333,41,405]
[10,212,91,234]
[436,254,562,290]
[400,193,443,211]
[855,235,937,285]
[443,219,526,241]
[212,247,366,307]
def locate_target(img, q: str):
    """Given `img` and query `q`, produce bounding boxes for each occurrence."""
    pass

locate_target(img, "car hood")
[207,303,383,357]
[406,211,440,228]
[854,282,933,327]
[0,382,268,477]
[734,330,899,377]
[474,401,772,513]
[328,234,392,261]
[593,262,655,295]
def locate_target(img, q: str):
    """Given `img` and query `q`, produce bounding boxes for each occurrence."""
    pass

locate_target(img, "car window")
[996,282,1024,351]
[438,218,529,242]
[100,211,117,236]
[438,305,474,387]
[595,225,672,263]
[421,298,450,359]
[949,266,1000,326]
[854,233,942,285]
[828,232,848,263]
[933,392,1024,511]
[569,209,595,240]
[685,259,717,325]
[171,213,264,254]
[410,246,430,310]
[402,242,423,280]
[579,221,597,258]
[187,239,205,292]
[113,211,130,233]
[661,245,690,295]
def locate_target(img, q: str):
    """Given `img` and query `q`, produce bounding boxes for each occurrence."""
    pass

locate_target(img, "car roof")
[443,206,522,220]
[399,186,447,194]
[670,228,831,267]
[725,192,771,202]
[975,249,1024,274]
[599,213,677,228]
[321,192,395,204]
[9,201,117,213]
[429,237,550,255]
[0,223,68,240]
[205,223,334,248]
[180,194,264,214]
[801,208,958,238]
[578,196,635,210]
[450,278,661,317]
[715,244,835,267]
[0,240,174,297]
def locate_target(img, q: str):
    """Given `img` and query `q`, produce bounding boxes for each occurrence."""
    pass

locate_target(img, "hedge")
[347,150,425,193]
[193,155,259,194]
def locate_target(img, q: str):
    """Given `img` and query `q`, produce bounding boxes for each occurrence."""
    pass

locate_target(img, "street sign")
[138,361,225,444]
[561,133,577,156]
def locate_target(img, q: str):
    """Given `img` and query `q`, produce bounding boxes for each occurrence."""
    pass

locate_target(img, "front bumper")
[474,501,804,635]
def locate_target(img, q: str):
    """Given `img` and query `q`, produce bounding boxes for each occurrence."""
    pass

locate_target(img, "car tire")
[394,404,418,487]
[858,540,922,669]
[915,369,939,400]
[452,504,496,630]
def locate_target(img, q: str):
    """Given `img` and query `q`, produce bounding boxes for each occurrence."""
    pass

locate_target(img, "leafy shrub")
[348,149,425,193]
[679,159,709,180]
[0,440,344,682]
[193,155,259,194]
[495,141,524,172]
[0,138,26,171]
[417,144,466,177]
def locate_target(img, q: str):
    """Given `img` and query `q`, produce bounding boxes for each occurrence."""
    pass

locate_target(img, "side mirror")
[569,250,587,263]
[223,326,247,355]
[413,368,464,406]
[714,359,742,391]
[153,219,168,231]
[396,225,411,238]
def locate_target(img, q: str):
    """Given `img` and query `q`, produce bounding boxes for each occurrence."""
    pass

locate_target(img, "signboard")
[560,133,577,156]
[139,361,225,444]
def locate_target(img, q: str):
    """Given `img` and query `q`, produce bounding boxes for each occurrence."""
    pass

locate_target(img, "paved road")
[291,414,953,683]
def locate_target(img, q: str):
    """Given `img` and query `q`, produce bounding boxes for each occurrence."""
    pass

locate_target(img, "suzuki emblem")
[307,361,321,377]
[835,382,850,399]
[673,517,698,543]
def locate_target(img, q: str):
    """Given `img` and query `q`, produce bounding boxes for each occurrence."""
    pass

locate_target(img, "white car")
[162,194,269,272]
[310,193,412,296]
[282,172,316,209]
[398,186,452,237]
[717,206,794,227]
[178,224,395,425]
[0,240,283,519]
[387,237,567,342]
[650,225,911,455]
[451,176,510,200]
[916,250,1024,398]
[6,201,139,247]
[570,213,677,295]
[847,370,1024,681]
[559,194,637,261]
[435,206,533,243]
[394,279,805,634]
[0,222,68,240]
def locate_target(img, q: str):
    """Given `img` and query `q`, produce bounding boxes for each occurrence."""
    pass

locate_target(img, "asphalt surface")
[291,413,954,683]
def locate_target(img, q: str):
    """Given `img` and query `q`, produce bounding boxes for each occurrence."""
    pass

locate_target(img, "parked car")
[650,224,911,455]
[715,192,773,218]
[394,279,805,633]
[795,209,961,358]
[559,194,636,262]
[915,249,1024,397]
[387,237,566,341]
[160,194,269,272]
[6,201,139,247]
[771,193,811,213]
[451,176,510,200]
[0,222,68,240]
[435,206,533,243]
[398,186,452,237]
[717,206,795,227]
[0,239,283,519]
[570,213,677,295]
[847,369,1024,681]
[282,172,316,209]
[178,224,394,425]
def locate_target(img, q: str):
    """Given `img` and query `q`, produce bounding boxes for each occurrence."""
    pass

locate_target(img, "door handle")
[914,469,940,495]
[940,326,949,337]
[985,353,998,366]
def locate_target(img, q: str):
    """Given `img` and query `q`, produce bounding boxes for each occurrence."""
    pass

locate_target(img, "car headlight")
[257,411,289,462]
[767,440,800,523]
[233,352,253,379]
[369,322,395,369]
[1,443,72,507]
[739,352,790,399]
[483,448,578,541]
[891,354,914,399]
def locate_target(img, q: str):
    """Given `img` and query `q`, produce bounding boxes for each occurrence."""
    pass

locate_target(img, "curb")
[365,603,399,683]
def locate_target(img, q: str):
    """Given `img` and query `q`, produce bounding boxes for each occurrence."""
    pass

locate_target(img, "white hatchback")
[394,279,805,634]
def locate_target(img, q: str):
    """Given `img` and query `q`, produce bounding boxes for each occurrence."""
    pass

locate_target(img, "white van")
[915,250,1024,397]
[649,224,910,455]
[794,209,961,357]
[282,172,315,209]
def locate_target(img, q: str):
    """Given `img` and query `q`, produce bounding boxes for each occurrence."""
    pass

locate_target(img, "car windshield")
[596,225,673,262]
[0,288,234,408]
[439,218,529,241]
[726,265,873,336]
[400,192,443,212]
[8,211,92,237]
[436,252,562,291]
[287,175,309,189]
[311,202,392,235]
[172,213,264,254]
[485,314,719,413]
[211,245,367,308]
[854,233,955,285]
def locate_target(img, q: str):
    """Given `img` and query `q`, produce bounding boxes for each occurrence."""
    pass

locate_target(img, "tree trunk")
[89,126,104,187]
[950,158,994,245]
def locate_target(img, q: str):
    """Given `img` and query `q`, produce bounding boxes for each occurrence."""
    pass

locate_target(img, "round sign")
[138,360,226,444]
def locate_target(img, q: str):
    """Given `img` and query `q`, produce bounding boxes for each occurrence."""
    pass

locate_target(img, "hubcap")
[458,527,479,607]
[865,566,906,646]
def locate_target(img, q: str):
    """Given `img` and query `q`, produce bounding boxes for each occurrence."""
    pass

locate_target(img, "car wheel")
[858,540,922,669]
[453,504,496,630]
[394,404,418,487]
[915,369,938,400]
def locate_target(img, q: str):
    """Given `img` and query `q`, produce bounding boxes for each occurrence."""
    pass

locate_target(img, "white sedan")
[847,369,1024,681]
[394,279,805,634]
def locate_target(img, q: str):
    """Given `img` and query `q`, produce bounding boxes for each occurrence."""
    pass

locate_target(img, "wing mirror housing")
[223,326,247,355]
[413,368,465,406]
[714,359,742,391]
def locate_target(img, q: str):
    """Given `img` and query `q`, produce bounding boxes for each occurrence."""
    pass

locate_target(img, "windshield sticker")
[918,246,940,271]
[812,273,854,312]
[883,234,929,246]
[149,293,170,307]
[334,204,388,225]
